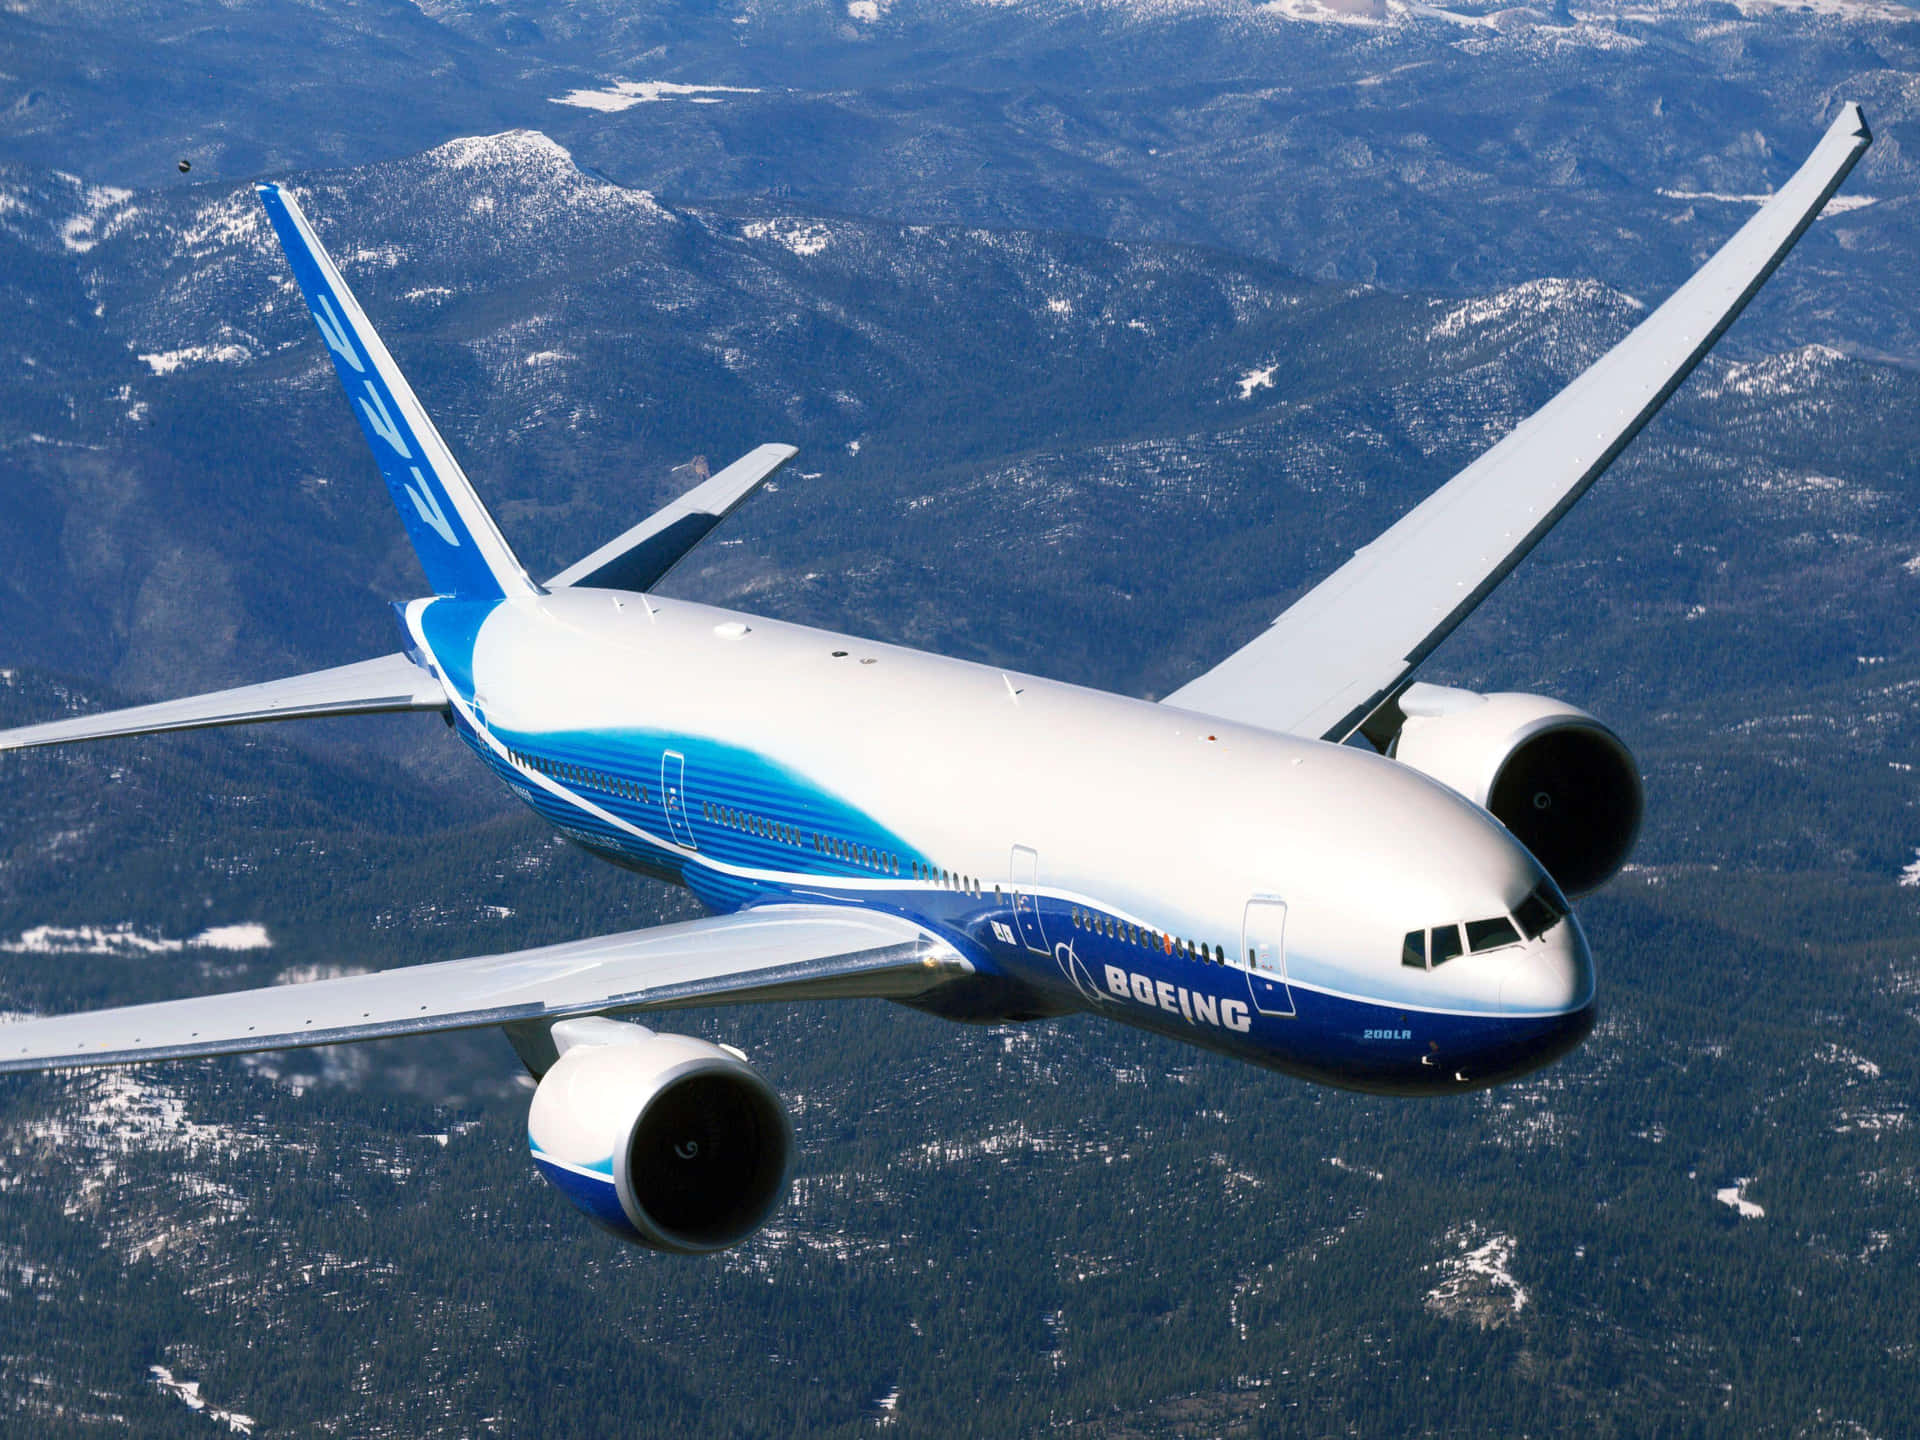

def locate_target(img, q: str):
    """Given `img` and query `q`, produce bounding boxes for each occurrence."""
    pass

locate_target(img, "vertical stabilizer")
[257,184,540,602]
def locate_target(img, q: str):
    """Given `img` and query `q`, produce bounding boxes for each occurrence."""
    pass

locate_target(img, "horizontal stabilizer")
[0,652,446,754]
[548,443,798,592]
[0,906,968,1072]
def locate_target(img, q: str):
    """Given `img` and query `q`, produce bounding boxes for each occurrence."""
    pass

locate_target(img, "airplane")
[0,106,1871,1254]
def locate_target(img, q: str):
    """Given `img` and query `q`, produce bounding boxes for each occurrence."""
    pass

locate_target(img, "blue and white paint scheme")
[0,107,1872,1251]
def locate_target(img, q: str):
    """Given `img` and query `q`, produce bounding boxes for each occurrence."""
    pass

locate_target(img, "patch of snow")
[1261,0,1389,24]
[1898,850,1920,888]
[26,1071,244,1164]
[848,0,885,18]
[60,183,134,254]
[1426,1227,1528,1327]
[741,217,835,257]
[2,922,270,955]
[177,193,268,258]
[1834,1109,1910,1134]
[191,923,271,951]
[150,1366,254,1435]
[1045,297,1072,317]
[1660,188,1877,216]
[524,350,575,367]
[1237,364,1276,399]
[138,344,251,376]
[551,80,761,112]
[273,963,369,986]
[1433,276,1641,342]
[1715,344,1846,400]
[1715,1179,1764,1219]
[1817,1043,1882,1081]
[342,243,404,269]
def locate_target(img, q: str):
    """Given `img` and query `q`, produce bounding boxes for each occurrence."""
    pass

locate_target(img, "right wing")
[547,443,799,592]
[0,652,446,753]
[1161,103,1872,744]
[0,905,968,1073]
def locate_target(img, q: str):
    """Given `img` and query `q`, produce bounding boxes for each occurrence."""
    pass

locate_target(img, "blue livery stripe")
[531,1152,641,1239]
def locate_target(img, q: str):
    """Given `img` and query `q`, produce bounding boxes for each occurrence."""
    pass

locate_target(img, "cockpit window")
[1401,930,1426,969]
[1513,882,1568,941]
[1466,916,1521,953]
[1429,924,1464,966]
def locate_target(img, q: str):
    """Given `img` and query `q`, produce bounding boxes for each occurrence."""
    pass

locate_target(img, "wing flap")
[547,443,798,592]
[1161,104,1872,741]
[0,652,447,754]
[0,906,966,1072]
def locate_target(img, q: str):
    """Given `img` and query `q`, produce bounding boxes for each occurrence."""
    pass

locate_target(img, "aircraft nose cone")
[1498,919,1594,1015]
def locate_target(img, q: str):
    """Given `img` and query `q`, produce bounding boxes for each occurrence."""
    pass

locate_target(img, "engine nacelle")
[527,1018,794,1254]
[1390,683,1643,897]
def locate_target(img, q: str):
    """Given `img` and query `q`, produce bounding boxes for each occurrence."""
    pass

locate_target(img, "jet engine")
[1388,683,1643,896]
[526,1018,794,1254]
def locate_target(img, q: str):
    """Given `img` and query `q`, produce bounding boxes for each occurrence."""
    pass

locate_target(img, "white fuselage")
[404,587,1595,1093]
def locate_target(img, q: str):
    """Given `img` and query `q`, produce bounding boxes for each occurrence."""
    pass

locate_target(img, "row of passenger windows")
[1401,881,1568,970]
[512,757,991,897]
[1071,907,1226,966]
[703,800,808,851]
[817,829,897,873]
[512,752,650,804]
[699,800,933,883]
[918,864,981,894]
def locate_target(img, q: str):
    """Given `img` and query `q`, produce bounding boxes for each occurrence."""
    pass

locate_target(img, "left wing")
[0,906,968,1073]
[1162,103,1871,744]
[0,652,446,754]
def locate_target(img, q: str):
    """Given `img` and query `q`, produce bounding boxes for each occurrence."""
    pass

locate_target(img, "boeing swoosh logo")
[406,465,459,546]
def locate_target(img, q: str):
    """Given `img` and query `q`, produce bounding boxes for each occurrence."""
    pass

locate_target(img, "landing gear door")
[1009,845,1050,954]
[1240,897,1295,1017]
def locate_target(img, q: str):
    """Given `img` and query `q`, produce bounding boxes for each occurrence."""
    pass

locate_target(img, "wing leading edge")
[1162,103,1872,743]
[0,906,969,1073]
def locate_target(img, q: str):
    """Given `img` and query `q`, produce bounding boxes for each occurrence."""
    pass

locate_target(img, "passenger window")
[1430,925,1464,966]
[1401,930,1426,969]
[1467,916,1521,953]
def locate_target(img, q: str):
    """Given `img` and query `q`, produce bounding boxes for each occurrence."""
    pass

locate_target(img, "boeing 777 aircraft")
[0,108,1871,1253]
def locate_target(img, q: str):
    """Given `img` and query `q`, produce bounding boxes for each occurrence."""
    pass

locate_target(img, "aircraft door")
[1240,897,1295,1017]
[660,751,695,848]
[1009,845,1050,954]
